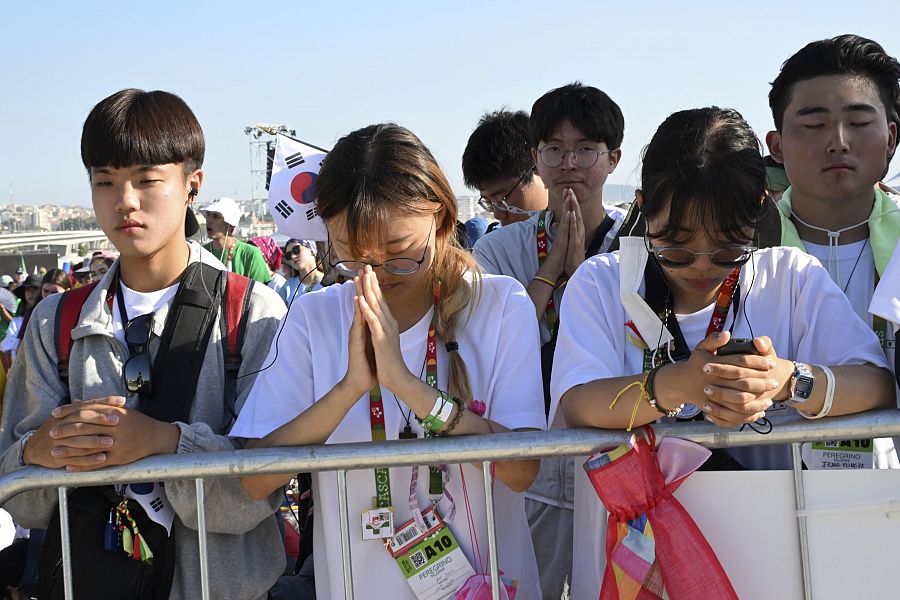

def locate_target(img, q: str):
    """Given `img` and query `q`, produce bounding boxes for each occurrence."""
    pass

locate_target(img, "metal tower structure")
[243,124,295,219]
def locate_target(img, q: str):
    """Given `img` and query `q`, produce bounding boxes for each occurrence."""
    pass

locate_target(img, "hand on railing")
[24,395,179,472]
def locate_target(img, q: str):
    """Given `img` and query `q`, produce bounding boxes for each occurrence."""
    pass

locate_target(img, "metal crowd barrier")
[2,409,900,600]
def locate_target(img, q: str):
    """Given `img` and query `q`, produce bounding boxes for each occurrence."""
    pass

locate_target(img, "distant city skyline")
[1,2,898,209]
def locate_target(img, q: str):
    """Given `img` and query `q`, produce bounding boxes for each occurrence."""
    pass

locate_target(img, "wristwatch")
[787,362,815,406]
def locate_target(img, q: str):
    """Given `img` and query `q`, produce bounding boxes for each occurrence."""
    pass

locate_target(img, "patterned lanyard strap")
[368,385,392,509]
[536,210,559,335]
[409,283,455,528]
[642,266,742,371]
[368,283,448,513]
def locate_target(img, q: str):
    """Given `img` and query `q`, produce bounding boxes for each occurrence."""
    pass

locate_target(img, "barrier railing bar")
[196,478,211,600]
[2,411,898,600]
[337,469,354,600]
[58,487,74,600]
[2,410,899,506]
[791,443,813,600]
[482,461,500,600]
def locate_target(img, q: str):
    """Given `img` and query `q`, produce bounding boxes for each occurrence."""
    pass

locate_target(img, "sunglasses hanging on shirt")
[117,278,155,396]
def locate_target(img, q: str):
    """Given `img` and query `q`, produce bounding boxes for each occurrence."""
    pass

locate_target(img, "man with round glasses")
[471,83,628,600]
[463,110,548,226]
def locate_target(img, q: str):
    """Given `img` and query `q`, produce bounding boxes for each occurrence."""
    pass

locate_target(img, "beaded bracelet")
[436,398,466,436]
[645,363,684,418]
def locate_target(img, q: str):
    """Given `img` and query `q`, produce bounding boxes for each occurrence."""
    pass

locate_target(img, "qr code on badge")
[410,550,427,569]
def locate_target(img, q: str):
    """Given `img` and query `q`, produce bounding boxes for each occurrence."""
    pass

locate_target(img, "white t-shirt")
[473,205,627,344]
[231,274,546,600]
[112,282,178,347]
[804,239,875,326]
[111,241,225,346]
[549,246,889,600]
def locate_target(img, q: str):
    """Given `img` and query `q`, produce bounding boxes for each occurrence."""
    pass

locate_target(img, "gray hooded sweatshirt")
[0,244,287,600]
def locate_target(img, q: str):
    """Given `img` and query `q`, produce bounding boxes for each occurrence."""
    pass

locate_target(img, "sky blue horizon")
[1,1,898,208]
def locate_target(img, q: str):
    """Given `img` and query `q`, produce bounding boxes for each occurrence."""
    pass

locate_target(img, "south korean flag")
[268,134,329,241]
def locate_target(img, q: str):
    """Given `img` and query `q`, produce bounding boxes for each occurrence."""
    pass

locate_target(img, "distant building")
[456,195,477,222]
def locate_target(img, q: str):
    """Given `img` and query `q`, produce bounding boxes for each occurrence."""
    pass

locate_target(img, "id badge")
[388,506,476,600]
[361,507,394,540]
[806,439,874,469]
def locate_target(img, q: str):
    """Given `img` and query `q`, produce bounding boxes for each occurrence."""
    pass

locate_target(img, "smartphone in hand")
[718,338,757,356]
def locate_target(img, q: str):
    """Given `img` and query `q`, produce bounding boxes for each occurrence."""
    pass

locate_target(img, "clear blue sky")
[1,1,897,208]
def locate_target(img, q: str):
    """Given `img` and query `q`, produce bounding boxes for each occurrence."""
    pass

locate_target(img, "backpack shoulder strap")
[146,262,224,423]
[756,196,783,249]
[220,272,254,429]
[54,283,99,397]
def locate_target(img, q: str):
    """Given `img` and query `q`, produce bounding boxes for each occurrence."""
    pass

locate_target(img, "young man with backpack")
[0,88,287,599]
[766,34,900,469]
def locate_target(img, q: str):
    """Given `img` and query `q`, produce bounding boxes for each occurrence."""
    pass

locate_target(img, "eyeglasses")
[329,220,433,278]
[645,237,756,269]
[477,168,535,215]
[123,312,154,395]
[537,145,617,168]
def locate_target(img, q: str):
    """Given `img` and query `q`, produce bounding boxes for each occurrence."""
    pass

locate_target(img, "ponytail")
[433,236,481,406]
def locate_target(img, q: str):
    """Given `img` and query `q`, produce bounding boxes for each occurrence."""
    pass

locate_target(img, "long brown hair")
[316,123,481,403]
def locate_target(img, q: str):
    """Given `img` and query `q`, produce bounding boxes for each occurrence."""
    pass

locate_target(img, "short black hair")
[641,107,765,246]
[529,82,624,150]
[769,34,900,132]
[81,88,205,176]
[462,110,534,189]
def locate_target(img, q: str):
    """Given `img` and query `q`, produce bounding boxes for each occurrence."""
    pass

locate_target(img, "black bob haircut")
[769,34,900,132]
[641,107,766,246]
[529,82,624,150]
[81,88,205,176]
[462,110,535,189]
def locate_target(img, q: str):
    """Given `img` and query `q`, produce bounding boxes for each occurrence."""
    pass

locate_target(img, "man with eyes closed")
[0,89,287,600]
[766,34,900,468]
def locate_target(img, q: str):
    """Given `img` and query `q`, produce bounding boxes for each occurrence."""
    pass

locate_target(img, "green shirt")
[203,239,272,284]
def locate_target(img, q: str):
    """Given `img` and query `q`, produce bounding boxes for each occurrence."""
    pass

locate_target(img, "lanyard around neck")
[643,257,742,365]
[537,209,617,336]
[641,259,741,420]
[536,210,559,335]
[368,284,442,509]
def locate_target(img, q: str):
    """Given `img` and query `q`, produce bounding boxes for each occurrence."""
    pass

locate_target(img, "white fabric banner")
[574,468,900,599]
[268,134,329,241]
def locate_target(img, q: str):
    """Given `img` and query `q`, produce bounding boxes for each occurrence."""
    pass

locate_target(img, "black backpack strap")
[144,262,224,424]
[219,273,254,430]
[756,196,783,249]
[585,212,618,257]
